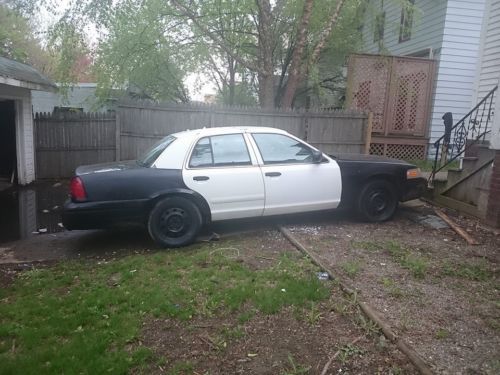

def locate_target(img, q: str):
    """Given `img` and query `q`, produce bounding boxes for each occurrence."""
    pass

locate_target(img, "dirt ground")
[284,202,500,374]
[136,230,416,374]
[1,201,498,374]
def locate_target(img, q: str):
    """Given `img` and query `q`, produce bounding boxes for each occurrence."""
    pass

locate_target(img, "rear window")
[138,135,176,167]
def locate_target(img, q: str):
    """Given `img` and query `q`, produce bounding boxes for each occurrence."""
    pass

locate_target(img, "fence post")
[364,112,373,154]
[115,110,121,161]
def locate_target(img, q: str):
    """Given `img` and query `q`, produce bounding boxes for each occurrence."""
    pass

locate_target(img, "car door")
[249,132,342,216]
[183,133,265,221]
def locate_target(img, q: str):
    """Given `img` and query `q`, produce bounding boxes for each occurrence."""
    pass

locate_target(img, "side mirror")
[312,149,323,163]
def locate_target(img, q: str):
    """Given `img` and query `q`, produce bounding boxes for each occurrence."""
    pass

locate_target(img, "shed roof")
[0,56,57,92]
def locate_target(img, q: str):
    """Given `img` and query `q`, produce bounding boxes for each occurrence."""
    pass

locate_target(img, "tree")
[0,4,55,77]
[171,0,352,108]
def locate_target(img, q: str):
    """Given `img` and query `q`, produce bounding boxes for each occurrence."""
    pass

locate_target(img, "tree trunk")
[228,60,235,106]
[281,0,314,109]
[256,0,275,108]
[259,72,275,108]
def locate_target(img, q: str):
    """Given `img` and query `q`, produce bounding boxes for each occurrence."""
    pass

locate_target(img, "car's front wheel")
[148,196,202,248]
[357,179,398,222]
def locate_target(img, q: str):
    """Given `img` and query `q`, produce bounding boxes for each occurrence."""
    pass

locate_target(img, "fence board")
[34,103,368,179]
[35,112,117,179]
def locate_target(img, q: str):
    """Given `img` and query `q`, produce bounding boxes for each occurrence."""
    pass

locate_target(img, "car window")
[138,135,176,167]
[189,134,251,168]
[252,133,314,164]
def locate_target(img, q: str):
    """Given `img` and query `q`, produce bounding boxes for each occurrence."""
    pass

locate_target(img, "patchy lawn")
[0,231,414,374]
[285,203,500,374]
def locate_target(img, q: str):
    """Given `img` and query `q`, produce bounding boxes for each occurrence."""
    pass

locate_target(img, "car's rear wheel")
[148,196,202,248]
[357,179,398,222]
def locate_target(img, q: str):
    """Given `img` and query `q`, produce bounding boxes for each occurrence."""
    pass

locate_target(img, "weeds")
[304,302,323,326]
[435,328,450,339]
[384,241,428,279]
[281,354,311,375]
[350,240,382,252]
[380,277,405,299]
[338,343,365,365]
[341,260,362,278]
[441,261,492,281]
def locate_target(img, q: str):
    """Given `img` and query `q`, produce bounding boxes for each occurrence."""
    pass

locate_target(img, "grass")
[281,354,311,375]
[384,241,428,279]
[380,277,405,299]
[350,240,382,252]
[341,260,362,278]
[435,328,450,340]
[407,159,459,172]
[0,243,329,374]
[441,260,492,281]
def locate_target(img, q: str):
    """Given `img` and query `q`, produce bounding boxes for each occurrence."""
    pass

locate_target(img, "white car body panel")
[183,166,265,220]
[155,126,343,221]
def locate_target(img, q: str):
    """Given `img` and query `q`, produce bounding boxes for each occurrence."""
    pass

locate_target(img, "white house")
[362,0,500,150]
[0,56,57,185]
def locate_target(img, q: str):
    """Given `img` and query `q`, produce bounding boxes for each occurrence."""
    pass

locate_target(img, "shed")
[0,56,57,185]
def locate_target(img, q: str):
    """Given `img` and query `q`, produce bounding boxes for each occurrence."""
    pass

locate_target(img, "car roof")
[171,126,290,139]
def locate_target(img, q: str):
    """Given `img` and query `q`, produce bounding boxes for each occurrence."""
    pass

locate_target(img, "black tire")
[148,196,202,248]
[356,179,398,222]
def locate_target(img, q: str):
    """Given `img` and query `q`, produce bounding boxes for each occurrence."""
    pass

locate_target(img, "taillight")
[70,177,87,202]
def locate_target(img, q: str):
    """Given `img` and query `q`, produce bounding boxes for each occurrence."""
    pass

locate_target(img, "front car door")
[248,132,342,216]
[183,133,265,221]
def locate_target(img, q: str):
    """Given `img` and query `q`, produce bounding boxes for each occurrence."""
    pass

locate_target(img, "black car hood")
[76,160,141,175]
[330,153,413,166]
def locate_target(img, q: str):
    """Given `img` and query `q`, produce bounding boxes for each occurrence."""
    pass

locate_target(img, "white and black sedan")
[62,127,426,247]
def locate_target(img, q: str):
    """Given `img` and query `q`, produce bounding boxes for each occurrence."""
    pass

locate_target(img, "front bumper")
[400,177,428,202]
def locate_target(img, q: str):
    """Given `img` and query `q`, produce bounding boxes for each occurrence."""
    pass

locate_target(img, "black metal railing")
[429,85,498,183]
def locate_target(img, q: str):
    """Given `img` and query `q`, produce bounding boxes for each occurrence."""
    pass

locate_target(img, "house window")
[373,11,385,43]
[399,0,415,42]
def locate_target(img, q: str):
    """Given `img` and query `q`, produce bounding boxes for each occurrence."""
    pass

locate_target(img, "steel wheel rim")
[159,207,190,238]
[366,189,390,217]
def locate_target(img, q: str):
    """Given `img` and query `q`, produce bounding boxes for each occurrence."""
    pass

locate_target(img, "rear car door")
[183,133,265,221]
[249,132,342,216]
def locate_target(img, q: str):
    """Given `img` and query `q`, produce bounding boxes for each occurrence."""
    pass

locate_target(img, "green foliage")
[0,244,329,373]
[441,260,492,281]
[337,343,365,365]
[93,0,190,102]
[215,82,258,106]
[384,240,428,279]
[341,260,362,278]
[435,328,450,340]
[281,354,311,375]
[0,4,55,77]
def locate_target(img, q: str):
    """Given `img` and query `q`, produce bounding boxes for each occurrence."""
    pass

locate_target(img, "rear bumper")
[400,177,427,202]
[62,199,148,230]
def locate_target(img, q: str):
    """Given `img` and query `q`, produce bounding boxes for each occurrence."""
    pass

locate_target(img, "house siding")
[363,0,448,56]
[362,0,488,154]
[474,0,500,103]
[430,0,486,144]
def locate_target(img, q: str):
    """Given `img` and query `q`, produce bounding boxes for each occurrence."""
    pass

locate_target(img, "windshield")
[137,135,176,167]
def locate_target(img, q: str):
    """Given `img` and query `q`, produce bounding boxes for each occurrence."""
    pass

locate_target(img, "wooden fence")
[35,112,117,179]
[34,103,369,179]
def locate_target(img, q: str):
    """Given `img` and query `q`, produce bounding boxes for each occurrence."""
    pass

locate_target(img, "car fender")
[148,188,212,223]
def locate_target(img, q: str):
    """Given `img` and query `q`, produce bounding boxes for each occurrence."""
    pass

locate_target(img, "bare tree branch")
[170,0,262,74]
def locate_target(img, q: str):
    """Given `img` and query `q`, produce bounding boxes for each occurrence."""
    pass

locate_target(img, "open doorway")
[0,100,17,185]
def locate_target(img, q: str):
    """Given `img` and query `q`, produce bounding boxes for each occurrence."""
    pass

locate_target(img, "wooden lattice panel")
[346,55,391,133]
[387,59,433,136]
[369,142,426,160]
[385,144,426,160]
[369,143,385,156]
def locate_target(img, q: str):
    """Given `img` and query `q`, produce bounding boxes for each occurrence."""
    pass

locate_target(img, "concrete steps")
[426,142,495,219]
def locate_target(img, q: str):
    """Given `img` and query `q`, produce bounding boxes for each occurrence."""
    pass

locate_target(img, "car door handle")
[265,172,281,177]
[193,176,209,181]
